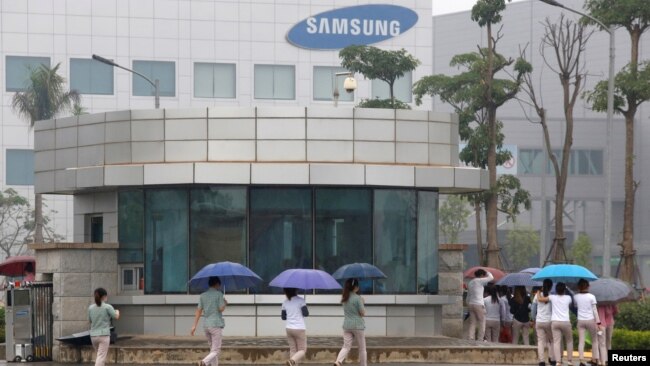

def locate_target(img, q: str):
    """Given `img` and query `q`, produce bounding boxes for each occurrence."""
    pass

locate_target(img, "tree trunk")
[389,81,395,109]
[619,111,636,283]
[619,28,640,284]
[484,23,501,269]
[474,200,483,265]
[34,193,44,243]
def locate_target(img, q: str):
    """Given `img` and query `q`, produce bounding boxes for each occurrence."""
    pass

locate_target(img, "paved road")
[0,364,533,366]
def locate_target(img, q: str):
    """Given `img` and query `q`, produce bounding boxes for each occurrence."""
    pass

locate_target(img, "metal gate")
[31,282,54,361]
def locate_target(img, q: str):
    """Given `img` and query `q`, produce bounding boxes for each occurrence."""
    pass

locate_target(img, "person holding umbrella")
[281,287,309,366]
[190,276,227,366]
[334,278,366,366]
[88,287,120,366]
[532,279,556,366]
[538,282,574,366]
[574,279,602,366]
[467,269,494,341]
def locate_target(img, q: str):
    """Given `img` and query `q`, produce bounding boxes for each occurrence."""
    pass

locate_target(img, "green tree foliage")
[503,225,540,271]
[339,46,420,108]
[356,98,411,110]
[571,234,593,268]
[11,63,80,244]
[0,189,62,258]
[439,195,472,244]
[584,0,650,285]
[617,301,650,331]
[413,0,531,268]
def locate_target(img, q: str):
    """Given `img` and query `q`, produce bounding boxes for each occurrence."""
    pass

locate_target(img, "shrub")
[612,329,650,350]
[0,307,5,343]
[616,300,650,331]
[356,98,411,109]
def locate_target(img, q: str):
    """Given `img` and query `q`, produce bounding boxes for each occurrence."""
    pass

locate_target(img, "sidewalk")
[57,335,538,364]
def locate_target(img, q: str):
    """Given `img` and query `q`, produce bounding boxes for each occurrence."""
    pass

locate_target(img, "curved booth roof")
[33,107,488,194]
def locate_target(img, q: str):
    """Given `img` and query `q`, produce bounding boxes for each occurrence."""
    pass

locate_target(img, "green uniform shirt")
[88,303,117,337]
[198,288,226,329]
[342,293,365,330]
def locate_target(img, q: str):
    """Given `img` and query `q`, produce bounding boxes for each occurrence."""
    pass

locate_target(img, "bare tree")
[518,15,593,264]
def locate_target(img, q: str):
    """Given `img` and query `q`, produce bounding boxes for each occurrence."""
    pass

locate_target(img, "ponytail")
[341,278,359,303]
[94,287,107,306]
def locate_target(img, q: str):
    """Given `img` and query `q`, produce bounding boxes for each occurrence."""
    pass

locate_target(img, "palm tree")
[11,63,80,243]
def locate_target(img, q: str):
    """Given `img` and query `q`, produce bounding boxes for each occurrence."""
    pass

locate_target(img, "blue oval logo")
[287,5,419,50]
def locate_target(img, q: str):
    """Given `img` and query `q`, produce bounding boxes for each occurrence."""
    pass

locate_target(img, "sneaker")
[580,363,587,366]
[197,362,205,366]
[286,360,296,366]
[539,362,546,366]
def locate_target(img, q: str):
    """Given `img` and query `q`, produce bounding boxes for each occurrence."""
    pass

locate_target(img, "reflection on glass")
[250,188,312,293]
[374,190,417,293]
[145,189,188,293]
[118,190,144,263]
[190,188,247,293]
[417,191,438,293]
[315,188,372,293]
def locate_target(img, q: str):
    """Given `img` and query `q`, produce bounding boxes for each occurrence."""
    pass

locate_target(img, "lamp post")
[92,54,160,109]
[332,71,357,107]
[539,0,615,276]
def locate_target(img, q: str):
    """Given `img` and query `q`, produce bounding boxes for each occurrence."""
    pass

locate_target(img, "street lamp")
[332,72,357,107]
[539,0,615,276]
[92,54,160,109]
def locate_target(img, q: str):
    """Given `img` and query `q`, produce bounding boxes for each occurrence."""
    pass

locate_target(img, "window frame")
[253,64,296,100]
[132,60,177,97]
[69,57,115,95]
[312,66,355,102]
[5,149,35,186]
[193,61,237,99]
[5,55,51,92]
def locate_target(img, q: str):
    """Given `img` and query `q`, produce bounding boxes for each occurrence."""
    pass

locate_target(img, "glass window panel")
[144,189,188,293]
[194,62,236,98]
[313,66,354,102]
[589,150,603,175]
[190,187,247,292]
[132,60,175,97]
[70,58,114,95]
[249,188,312,293]
[315,188,372,292]
[254,64,295,100]
[370,71,413,102]
[417,191,438,294]
[519,149,544,175]
[118,190,144,263]
[6,56,50,92]
[374,190,417,294]
[5,149,34,185]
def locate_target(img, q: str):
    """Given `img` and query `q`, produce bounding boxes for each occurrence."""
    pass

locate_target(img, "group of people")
[467,269,617,366]
[88,277,368,366]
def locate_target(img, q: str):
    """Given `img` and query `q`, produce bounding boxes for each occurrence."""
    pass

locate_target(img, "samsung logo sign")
[287,5,418,50]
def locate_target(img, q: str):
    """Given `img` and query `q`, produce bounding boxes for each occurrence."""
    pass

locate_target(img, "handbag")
[499,324,512,343]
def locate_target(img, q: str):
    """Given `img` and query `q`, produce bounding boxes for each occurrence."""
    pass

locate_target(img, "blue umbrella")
[496,272,542,287]
[332,263,387,280]
[520,267,541,275]
[189,261,263,291]
[531,264,598,283]
[269,269,342,290]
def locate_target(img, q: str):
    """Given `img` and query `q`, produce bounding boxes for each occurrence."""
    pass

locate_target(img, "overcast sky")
[432,0,527,16]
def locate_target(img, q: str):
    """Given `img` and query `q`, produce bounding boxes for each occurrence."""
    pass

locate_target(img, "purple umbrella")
[520,267,541,275]
[189,261,262,291]
[269,269,342,290]
[497,272,542,287]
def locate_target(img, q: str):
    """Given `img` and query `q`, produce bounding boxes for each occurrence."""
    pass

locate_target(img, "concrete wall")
[32,243,119,361]
[34,107,488,195]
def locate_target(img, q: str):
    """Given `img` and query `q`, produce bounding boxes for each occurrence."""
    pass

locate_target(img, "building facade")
[3,0,485,356]
[433,0,650,284]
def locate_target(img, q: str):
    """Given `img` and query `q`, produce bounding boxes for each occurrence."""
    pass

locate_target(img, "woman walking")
[88,287,120,366]
[191,276,227,366]
[510,286,532,345]
[334,278,366,366]
[533,279,556,366]
[539,282,574,366]
[574,279,602,366]
[282,287,309,366]
[484,284,506,342]
[596,304,618,362]
[498,285,513,343]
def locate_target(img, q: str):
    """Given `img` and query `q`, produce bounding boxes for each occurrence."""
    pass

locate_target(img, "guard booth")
[5,283,53,362]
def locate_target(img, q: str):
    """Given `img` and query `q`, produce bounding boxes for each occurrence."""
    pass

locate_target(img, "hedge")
[611,329,650,350]
[616,301,650,331]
